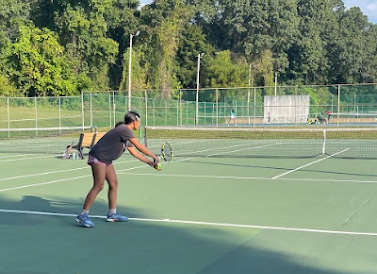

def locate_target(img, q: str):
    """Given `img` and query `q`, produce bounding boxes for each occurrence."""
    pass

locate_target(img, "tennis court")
[1,129,377,274]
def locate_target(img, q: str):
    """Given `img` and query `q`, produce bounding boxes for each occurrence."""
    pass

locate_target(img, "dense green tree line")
[0,0,376,97]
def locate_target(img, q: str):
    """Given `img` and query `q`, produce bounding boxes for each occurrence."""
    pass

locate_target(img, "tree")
[8,23,77,96]
[176,24,213,89]
[328,7,370,83]
[139,0,193,96]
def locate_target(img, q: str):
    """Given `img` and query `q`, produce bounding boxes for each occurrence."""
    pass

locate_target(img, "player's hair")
[115,121,125,127]
[124,111,140,125]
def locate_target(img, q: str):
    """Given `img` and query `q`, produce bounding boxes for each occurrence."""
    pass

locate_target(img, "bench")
[63,131,106,159]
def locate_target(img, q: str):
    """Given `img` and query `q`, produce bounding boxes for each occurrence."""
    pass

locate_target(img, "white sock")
[81,210,89,215]
[109,208,116,215]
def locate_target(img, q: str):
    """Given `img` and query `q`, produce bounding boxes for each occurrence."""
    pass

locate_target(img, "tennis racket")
[160,142,173,162]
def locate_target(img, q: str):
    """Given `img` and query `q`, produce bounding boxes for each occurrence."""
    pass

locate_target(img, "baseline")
[0,208,376,237]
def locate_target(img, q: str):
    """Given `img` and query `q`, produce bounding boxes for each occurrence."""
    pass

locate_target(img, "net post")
[322,129,326,155]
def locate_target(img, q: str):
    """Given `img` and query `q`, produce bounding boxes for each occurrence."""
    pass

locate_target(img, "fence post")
[294,85,297,126]
[59,97,61,134]
[253,87,256,127]
[176,100,179,126]
[145,90,148,126]
[7,97,10,138]
[90,93,93,128]
[247,88,250,125]
[337,85,340,127]
[81,92,85,130]
[216,89,219,127]
[108,93,111,127]
[179,89,182,126]
[113,91,116,127]
[165,99,168,126]
[35,96,38,137]
[153,98,156,126]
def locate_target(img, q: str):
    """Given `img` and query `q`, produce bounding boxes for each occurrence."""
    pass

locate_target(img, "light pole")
[196,53,204,125]
[128,31,140,111]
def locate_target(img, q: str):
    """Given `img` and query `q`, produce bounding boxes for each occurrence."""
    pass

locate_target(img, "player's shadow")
[0,193,369,274]
[0,195,85,226]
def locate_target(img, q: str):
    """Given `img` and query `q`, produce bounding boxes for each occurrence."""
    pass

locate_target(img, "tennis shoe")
[76,213,94,228]
[106,212,129,222]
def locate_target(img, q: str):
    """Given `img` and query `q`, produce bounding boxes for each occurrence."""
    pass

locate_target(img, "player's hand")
[148,160,161,171]
[154,162,162,171]
[153,155,160,163]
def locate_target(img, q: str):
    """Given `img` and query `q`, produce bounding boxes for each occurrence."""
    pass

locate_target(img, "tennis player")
[227,109,237,125]
[76,111,160,228]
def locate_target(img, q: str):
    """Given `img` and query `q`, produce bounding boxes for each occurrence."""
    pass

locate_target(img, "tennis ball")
[155,163,162,170]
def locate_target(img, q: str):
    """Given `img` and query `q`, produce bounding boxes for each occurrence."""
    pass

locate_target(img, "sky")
[343,0,377,23]
[140,0,377,24]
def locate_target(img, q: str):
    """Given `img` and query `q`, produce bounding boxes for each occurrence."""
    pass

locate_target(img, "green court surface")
[1,152,377,274]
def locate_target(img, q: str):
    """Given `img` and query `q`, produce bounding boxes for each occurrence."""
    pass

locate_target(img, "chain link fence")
[1,83,377,138]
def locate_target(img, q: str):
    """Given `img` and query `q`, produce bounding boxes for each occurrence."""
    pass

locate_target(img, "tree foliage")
[0,0,375,97]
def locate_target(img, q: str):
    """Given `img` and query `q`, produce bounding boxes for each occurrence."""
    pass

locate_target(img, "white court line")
[0,158,140,183]
[0,144,352,193]
[174,142,275,157]
[0,142,277,192]
[0,142,260,182]
[0,175,89,193]
[175,143,277,162]
[0,167,88,183]
[0,162,153,193]
[0,142,276,192]
[0,155,56,163]
[0,154,37,159]
[118,172,377,185]
[272,149,350,180]
[0,208,376,237]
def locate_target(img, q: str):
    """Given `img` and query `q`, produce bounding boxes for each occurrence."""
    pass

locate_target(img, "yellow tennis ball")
[155,163,162,170]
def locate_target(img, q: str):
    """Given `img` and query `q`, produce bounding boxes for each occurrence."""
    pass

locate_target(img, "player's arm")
[127,146,155,166]
[128,137,159,163]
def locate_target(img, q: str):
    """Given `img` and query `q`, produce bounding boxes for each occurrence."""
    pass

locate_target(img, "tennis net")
[144,126,377,159]
[0,126,92,154]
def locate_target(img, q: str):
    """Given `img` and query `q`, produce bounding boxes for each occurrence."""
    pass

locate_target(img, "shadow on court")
[187,159,377,179]
[0,194,369,274]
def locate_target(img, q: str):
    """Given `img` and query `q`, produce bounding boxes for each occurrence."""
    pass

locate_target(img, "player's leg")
[106,164,118,210]
[106,164,128,222]
[83,163,107,210]
[76,163,106,227]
